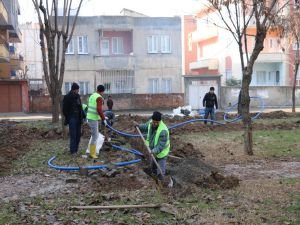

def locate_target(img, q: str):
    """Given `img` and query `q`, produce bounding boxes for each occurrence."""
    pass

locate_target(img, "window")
[64,82,72,94]
[161,35,171,53]
[147,35,159,53]
[112,37,124,54]
[98,70,134,94]
[27,64,36,78]
[79,81,89,95]
[78,36,88,54]
[147,35,171,53]
[149,79,159,93]
[162,79,172,93]
[100,39,109,55]
[256,71,267,85]
[225,69,232,80]
[104,83,111,92]
[66,38,74,54]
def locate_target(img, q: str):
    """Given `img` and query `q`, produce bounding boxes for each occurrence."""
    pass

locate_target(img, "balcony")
[10,54,24,70]
[9,26,22,43]
[192,26,218,42]
[190,58,219,70]
[0,43,9,62]
[255,52,285,63]
[94,55,135,70]
[0,0,8,25]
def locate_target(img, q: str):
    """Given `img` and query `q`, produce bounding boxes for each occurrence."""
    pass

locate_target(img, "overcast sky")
[19,0,202,23]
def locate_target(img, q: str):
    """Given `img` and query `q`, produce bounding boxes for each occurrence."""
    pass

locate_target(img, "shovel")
[135,126,164,178]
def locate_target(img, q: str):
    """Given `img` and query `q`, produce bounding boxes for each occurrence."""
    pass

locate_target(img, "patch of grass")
[286,195,300,213]
[280,178,300,185]
[254,130,300,157]
[182,129,300,158]
[0,203,19,224]
[19,120,61,130]
[11,139,69,175]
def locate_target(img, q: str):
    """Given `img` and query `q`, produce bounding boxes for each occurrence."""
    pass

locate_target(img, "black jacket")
[62,91,85,124]
[203,92,218,109]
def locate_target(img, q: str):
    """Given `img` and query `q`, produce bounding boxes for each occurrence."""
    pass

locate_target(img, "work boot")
[89,144,98,159]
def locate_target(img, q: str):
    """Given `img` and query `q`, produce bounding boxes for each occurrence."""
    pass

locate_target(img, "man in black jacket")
[62,83,85,155]
[203,87,218,125]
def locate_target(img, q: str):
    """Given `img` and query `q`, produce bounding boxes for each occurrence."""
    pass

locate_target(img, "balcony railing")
[10,54,24,70]
[0,0,8,25]
[9,26,22,43]
[254,52,284,63]
[190,58,219,70]
[192,26,218,42]
[94,55,135,70]
[0,43,9,62]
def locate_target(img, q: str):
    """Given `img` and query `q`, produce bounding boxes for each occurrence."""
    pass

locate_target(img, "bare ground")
[0,111,299,224]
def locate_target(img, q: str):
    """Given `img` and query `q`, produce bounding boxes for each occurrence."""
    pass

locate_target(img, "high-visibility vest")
[87,93,103,121]
[146,120,170,159]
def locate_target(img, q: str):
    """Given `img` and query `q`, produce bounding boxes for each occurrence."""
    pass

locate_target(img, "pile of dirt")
[0,125,39,175]
[259,110,289,119]
[169,158,239,189]
[170,137,204,159]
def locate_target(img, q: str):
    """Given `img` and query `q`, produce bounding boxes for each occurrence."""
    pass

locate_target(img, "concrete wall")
[220,86,300,109]
[30,93,184,113]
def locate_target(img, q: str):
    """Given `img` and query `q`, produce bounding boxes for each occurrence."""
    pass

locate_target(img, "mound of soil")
[169,158,239,189]
[0,125,38,175]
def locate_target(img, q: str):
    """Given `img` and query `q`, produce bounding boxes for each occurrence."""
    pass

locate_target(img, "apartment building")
[0,0,23,79]
[18,22,45,92]
[63,14,182,97]
[0,0,28,113]
[183,2,292,109]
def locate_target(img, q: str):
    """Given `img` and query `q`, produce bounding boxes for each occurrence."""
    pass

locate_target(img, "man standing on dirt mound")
[203,87,218,125]
[86,85,107,159]
[62,82,85,155]
[135,111,170,180]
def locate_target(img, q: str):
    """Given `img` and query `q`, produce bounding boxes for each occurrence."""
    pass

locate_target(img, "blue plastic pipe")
[48,145,143,171]
[106,96,265,137]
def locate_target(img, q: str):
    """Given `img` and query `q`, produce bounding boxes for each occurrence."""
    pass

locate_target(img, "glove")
[151,148,158,154]
[103,120,108,126]
[105,116,109,120]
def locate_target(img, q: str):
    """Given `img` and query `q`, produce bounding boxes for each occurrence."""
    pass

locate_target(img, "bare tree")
[206,0,288,155]
[279,5,300,112]
[32,0,83,123]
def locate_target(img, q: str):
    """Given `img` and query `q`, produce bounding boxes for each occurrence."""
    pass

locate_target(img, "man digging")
[134,111,170,182]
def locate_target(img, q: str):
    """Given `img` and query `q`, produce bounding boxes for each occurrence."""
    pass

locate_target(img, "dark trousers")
[69,116,81,154]
[151,157,167,180]
[204,107,215,125]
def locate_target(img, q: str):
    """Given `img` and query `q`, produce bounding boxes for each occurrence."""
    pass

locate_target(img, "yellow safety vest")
[146,120,170,158]
[87,93,103,121]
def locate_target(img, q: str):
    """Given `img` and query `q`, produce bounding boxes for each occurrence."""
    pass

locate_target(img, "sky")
[19,0,202,23]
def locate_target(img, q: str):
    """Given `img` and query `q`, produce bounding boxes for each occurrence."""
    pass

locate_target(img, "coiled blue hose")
[48,96,264,171]
[106,96,265,137]
[223,96,265,122]
[48,144,143,171]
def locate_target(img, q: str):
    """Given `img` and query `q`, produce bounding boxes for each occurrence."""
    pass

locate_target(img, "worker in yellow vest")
[86,85,107,159]
[135,111,170,180]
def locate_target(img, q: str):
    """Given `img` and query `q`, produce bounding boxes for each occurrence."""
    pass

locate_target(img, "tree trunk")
[52,94,61,123]
[240,71,253,155]
[292,70,297,113]
[292,60,299,113]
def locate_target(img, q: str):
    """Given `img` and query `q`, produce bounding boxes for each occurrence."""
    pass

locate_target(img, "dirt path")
[0,173,79,203]
[1,159,299,203]
[222,160,300,180]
